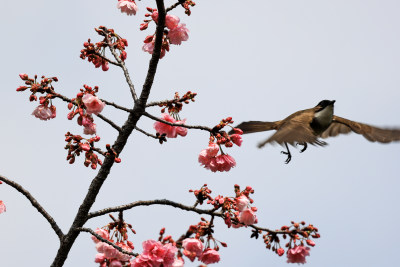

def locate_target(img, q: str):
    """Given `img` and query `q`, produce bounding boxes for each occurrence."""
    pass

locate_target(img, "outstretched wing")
[321,115,400,143]
[258,121,327,148]
[229,121,278,135]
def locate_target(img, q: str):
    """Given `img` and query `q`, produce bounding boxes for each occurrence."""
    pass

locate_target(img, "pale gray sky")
[1,0,400,266]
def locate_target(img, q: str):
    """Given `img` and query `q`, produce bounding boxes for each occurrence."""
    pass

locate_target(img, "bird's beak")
[331,100,336,105]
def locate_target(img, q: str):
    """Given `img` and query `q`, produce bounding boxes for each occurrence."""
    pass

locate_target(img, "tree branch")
[166,0,186,12]
[0,174,64,240]
[77,227,138,257]
[88,199,222,219]
[134,126,158,139]
[97,113,122,132]
[101,99,132,112]
[144,111,213,132]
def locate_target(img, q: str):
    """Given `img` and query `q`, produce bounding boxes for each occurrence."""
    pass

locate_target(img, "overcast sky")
[1,0,400,266]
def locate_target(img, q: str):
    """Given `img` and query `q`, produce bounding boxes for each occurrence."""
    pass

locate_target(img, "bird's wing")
[321,115,400,143]
[258,121,327,148]
[228,121,278,135]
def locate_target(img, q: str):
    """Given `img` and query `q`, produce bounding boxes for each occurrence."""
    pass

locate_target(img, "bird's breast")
[311,106,334,134]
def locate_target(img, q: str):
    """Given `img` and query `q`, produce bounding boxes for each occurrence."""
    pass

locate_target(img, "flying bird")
[231,100,400,163]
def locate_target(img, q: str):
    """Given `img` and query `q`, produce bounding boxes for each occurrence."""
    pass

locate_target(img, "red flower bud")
[16,86,28,91]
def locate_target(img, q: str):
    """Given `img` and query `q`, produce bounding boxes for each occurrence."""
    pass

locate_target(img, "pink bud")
[16,86,28,91]
[306,240,315,247]
[277,248,285,256]
[19,73,28,80]
[102,61,109,71]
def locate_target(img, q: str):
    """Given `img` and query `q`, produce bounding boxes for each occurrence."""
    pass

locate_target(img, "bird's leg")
[280,142,292,164]
[297,142,308,153]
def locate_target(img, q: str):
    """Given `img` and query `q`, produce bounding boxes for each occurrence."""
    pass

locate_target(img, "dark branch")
[0,174,64,240]
[97,54,121,67]
[97,114,122,132]
[92,147,107,156]
[77,227,138,257]
[101,99,132,112]
[88,199,221,219]
[134,126,158,139]
[144,111,213,132]
[166,0,186,12]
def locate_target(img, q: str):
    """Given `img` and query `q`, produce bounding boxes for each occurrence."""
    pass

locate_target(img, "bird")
[230,100,400,163]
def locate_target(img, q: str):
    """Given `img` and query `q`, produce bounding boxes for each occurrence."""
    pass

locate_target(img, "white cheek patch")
[314,106,334,126]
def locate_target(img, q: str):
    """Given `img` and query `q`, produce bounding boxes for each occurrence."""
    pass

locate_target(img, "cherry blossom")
[168,24,189,45]
[182,238,204,262]
[172,257,184,267]
[153,113,188,138]
[286,246,310,264]
[142,39,166,58]
[239,208,257,225]
[166,15,180,30]
[235,195,249,212]
[82,94,105,115]
[277,248,285,257]
[117,0,138,16]
[91,228,110,243]
[199,248,220,265]
[84,123,97,135]
[32,105,56,121]
[131,240,177,267]
[198,146,236,172]
[0,200,6,214]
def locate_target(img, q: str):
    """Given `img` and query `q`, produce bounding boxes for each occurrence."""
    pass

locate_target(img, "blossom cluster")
[190,184,258,227]
[158,91,197,114]
[141,8,190,58]
[198,118,243,172]
[67,84,105,136]
[64,132,103,169]
[17,73,58,121]
[153,113,188,139]
[80,26,128,71]
[262,221,320,264]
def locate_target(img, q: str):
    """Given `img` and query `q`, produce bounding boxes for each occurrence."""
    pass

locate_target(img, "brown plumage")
[231,100,400,163]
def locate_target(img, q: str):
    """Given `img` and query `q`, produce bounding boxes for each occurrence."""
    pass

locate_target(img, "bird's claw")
[281,151,292,164]
[296,142,308,153]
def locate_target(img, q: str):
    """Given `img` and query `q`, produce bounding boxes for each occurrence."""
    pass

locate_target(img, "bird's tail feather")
[229,121,278,135]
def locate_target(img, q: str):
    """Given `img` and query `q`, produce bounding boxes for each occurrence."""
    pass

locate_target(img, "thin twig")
[97,114,122,132]
[144,111,213,132]
[145,100,169,107]
[106,39,138,102]
[92,147,107,156]
[97,54,121,67]
[166,0,186,12]
[77,227,138,257]
[134,126,158,139]
[101,99,132,112]
[0,174,64,240]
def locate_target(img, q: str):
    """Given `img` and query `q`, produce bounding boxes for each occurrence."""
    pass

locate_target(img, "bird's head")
[316,100,335,111]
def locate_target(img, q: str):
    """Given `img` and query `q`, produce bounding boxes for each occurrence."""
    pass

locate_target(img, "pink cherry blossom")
[84,123,97,135]
[198,144,236,173]
[142,40,166,58]
[165,14,180,29]
[32,105,55,121]
[230,134,243,146]
[239,208,257,225]
[172,257,184,267]
[182,238,204,262]
[235,195,249,212]
[151,11,159,23]
[286,246,310,264]
[0,200,6,214]
[91,228,110,243]
[199,248,220,265]
[168,24,189,45]
[153,113,188,138]
[82,94,105,115]
[132,240,177,267]
[117,0,138,16]
[109,260,123,267]
[94,253,106,263]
